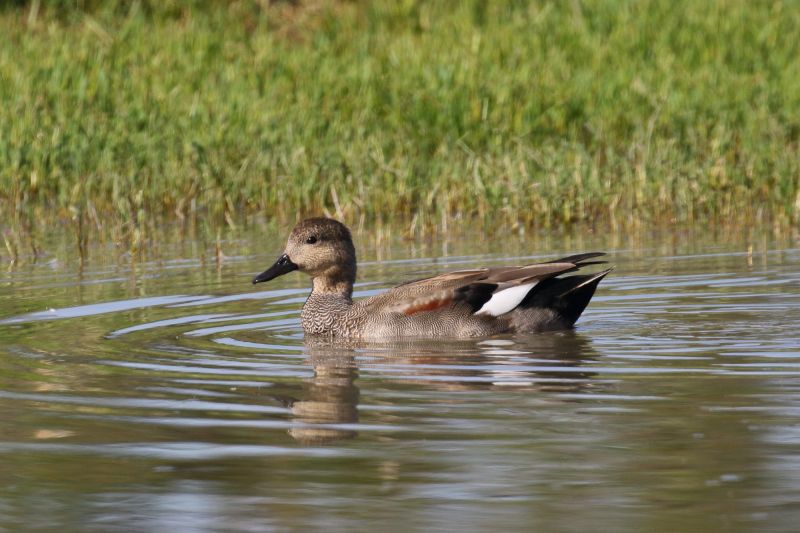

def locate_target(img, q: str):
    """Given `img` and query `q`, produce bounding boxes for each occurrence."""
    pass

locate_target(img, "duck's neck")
[301,266,356,335]
[310,265,355,301]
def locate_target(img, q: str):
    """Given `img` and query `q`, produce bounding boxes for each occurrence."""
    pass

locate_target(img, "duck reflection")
[284,332,600,445]
[282,351,359,445]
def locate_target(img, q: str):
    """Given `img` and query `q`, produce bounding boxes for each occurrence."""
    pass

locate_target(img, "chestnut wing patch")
[400,295,454,316]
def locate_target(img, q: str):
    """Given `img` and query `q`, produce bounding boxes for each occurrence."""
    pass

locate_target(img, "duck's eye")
[305,235,318,245]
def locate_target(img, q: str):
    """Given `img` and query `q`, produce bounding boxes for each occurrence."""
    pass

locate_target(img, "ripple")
[0,442,353,459]
[0,390,290,414]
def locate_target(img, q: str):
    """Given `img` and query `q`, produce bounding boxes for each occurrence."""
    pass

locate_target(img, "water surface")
[1,226,799,532]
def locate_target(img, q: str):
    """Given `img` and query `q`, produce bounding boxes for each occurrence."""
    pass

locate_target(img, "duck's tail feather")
[518,268,612,327]
[548,252,606,265]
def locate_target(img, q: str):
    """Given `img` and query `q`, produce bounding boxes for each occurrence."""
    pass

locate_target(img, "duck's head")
[252,218,356,285]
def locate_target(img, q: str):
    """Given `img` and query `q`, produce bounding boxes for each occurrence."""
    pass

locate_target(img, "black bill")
[252,254,298,284]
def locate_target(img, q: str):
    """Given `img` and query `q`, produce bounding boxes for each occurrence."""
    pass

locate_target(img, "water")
[1,226,799,532]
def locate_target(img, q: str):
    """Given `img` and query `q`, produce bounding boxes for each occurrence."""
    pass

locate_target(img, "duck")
[252,218,611,338]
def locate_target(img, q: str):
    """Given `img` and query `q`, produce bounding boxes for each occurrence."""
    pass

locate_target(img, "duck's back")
[342,257,609,338]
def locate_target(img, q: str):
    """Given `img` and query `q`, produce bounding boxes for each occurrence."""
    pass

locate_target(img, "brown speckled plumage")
[252,218,611,339]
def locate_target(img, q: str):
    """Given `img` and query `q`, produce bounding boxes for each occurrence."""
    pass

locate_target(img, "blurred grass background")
[1,0,799,259]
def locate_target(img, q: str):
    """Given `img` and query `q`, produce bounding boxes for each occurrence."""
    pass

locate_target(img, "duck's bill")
[252,254,298,284]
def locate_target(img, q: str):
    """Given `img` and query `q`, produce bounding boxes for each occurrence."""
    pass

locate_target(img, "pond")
[1,224,799,531]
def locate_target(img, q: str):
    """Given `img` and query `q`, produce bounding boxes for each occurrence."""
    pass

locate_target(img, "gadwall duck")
[252,218,611,338]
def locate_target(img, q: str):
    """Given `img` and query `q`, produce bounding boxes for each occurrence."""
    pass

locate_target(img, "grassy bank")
[1,0,799,258]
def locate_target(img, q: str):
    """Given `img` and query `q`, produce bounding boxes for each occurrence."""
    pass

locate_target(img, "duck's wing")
[365,254,605,317]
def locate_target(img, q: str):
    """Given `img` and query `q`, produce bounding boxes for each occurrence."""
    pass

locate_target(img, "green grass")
[1,0,799,258]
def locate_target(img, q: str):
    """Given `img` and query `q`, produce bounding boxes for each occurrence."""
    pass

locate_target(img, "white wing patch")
[475,282,537,317]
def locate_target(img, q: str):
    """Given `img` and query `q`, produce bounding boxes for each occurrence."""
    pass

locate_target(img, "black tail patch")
[519,268,612,326]
[454,282,498,313]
